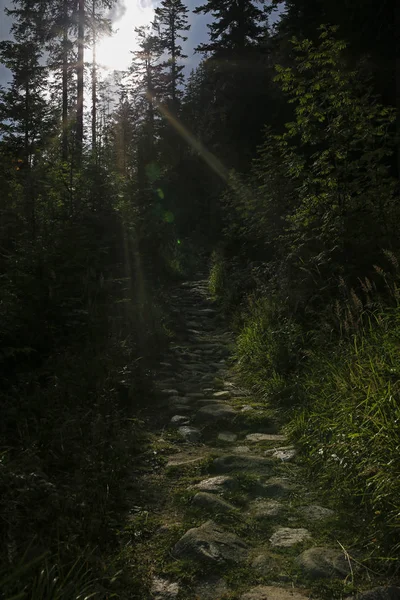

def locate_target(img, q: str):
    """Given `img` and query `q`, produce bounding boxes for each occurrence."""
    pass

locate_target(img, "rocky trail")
[129,279,400,600]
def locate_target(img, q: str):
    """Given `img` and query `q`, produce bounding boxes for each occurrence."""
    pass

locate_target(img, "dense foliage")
[209,22,400,569]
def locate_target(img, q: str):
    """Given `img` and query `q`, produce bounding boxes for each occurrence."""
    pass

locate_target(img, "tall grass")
[234,296,302,403]
[210,254,400,567]
[288,309,400,562]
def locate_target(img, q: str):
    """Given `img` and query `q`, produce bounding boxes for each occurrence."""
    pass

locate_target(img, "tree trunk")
[76,0,84,164]
[146,56,155,149]
[396,0,400,177]
[62,0,69,162]
[171,11,176,107]
[91,0,97,157]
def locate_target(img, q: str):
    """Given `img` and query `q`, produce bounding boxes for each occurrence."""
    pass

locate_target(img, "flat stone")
[257,477,293,498]
[193,492,237,513]
[269,448,297,461]
[296,546,351,579]
[213,454,273,474]
[218,432,238,443]
[246,433,287,443]
[213,390,231,399]
[173,520,248,564]
[256,477,293,498]
[241,405,255,412]
[193,475,239,493]
[233,446,251,453]
[194,577,229,600]
[270,527,311,547]
[241,586,309,599]
[347,588,400,600]
[299,504,335,522]
[159,389,180,396]
[151,577,179,599]
[250,499,284,518]
[168,396,191,404]
[195,404,237,422]
[196,398,225,406]
[167,456,204,467]
[178,426,201,443]
[170,415,190,427]
[187,392,207,399]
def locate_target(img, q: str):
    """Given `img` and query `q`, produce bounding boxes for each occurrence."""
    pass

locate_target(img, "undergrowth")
[0,252,171,598]
[209,250,400,572]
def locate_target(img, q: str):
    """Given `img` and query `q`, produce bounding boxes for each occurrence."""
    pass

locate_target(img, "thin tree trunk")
[76,0,84,164]
[396,0,400,177]
[171,12,176,106]
[24,79,35,238]
[91,0,97,157]
[62,0,69,161]
[146,57,154,149]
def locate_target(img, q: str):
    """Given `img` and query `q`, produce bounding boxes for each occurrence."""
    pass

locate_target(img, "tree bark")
[76,0,84,164]
[62,0,69,162]
[171,9,176,106]
[396,0,400,177]
[91,0,97,157]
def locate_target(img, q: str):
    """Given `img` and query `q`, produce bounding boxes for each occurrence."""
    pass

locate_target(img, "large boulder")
[172,520,248,564]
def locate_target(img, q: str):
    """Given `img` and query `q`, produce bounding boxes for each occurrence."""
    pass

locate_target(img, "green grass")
[209,256,400,572]
[287,310,400,563]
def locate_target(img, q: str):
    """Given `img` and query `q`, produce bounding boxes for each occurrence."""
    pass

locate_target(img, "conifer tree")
[152,0,190,107]
[194,0,268,54]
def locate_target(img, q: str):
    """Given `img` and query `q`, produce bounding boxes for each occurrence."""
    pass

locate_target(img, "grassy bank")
[209,250,400,572]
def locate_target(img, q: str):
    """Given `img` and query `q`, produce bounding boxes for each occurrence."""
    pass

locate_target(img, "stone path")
[137,279,400,600]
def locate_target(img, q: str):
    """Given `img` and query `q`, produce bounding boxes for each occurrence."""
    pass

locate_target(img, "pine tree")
[194,0,268,54]
[44,0,76,161]
[129,26,165,154]
[152,0,190,107]
[0,1,55,236]
[76,0,85,163]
